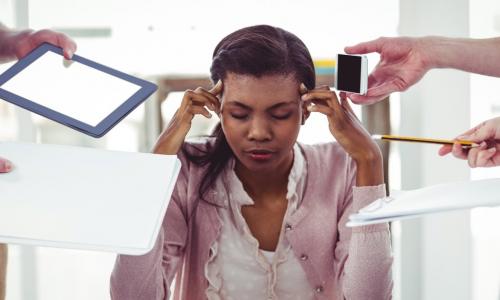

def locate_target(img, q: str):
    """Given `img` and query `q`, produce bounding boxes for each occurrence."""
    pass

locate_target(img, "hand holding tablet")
[0,43,157,137]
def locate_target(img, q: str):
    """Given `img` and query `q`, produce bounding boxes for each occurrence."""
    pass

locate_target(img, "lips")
[246,149,275,161]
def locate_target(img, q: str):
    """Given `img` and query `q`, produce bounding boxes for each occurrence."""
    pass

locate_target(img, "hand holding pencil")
[438,116,500,168]
[374,116,500,168]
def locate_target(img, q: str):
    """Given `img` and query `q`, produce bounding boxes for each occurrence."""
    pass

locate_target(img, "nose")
[247,117,272,142]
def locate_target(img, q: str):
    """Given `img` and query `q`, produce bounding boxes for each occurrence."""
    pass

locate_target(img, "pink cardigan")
[110,141,393,299]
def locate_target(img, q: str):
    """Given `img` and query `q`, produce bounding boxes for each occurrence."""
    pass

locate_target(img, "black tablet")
[0,43,157,138]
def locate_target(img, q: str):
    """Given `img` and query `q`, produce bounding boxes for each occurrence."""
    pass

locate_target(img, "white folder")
[0,142,181,255]
[347,178,500,227]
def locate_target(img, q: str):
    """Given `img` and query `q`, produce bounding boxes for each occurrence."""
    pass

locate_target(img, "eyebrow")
[226,100,297,111]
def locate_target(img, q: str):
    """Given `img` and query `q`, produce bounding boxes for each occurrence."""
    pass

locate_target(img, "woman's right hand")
[153,80,223,155]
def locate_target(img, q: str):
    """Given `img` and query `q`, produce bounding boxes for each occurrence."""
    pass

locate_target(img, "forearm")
[152,114,189,155]
[423,36,500,77]
[343,229,393,299]
[110,231,170,299]
[339,185,393,299]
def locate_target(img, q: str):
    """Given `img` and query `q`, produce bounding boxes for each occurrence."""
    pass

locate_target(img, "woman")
[111,25,392,300]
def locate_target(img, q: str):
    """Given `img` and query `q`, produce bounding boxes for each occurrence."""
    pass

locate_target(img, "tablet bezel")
[0,43,157,138]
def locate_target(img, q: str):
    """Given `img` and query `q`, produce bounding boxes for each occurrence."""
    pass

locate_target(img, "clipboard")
[0,142,181,255]
[0,43,157,138]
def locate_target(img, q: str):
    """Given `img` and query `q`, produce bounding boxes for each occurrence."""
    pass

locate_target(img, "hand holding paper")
[347,178,500,227]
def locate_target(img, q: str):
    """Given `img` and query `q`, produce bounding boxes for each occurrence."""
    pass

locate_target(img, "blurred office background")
[0,0,499,299]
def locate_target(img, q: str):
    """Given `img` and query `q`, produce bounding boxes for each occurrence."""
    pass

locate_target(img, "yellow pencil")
[372,134,479,148]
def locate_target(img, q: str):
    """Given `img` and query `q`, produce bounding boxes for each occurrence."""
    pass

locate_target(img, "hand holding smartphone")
[335,54,368,95]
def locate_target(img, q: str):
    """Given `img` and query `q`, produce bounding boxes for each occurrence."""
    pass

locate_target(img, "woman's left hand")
[300,84,383,186]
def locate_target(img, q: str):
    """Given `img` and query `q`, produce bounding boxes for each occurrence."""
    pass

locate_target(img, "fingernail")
[307,106,315,112]
[67,50,73,59]
[300,83,307,92]
[488,147,496,152]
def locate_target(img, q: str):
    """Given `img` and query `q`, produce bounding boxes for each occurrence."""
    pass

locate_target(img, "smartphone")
[335,54,368,95]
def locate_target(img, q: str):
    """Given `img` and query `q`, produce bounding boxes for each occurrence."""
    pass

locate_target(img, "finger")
[438,145,452,156]
[183,89,216,110]
[451,142,468,160]
[307,104,334,117]
[18,30,77,59]
[189,106,212,119]
[466,123,496,143]
[299,83,308,95]
[56,33,77,59]
[209,80,223,96]
[0,158,12,173]
[367,80,403,97]
[476,147,497,167]
[344,38,383,55]
[194,87,220,112]
[302,90,341,111]
[467,148,480,168]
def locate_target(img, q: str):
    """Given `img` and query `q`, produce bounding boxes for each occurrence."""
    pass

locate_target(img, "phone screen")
[336,54,361,93]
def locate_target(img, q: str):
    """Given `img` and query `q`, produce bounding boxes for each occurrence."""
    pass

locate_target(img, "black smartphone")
[335,54,368,95]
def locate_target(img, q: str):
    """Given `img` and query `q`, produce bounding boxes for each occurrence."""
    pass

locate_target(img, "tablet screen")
[1,51,142,127]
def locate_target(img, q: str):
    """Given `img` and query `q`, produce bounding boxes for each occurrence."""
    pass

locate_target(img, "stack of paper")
[0,142,180,255]
[347,178,500,227]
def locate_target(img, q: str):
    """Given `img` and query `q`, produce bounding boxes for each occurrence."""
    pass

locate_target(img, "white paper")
[347,178,500,227]
[0,142,180,255]
[1,51,141,126]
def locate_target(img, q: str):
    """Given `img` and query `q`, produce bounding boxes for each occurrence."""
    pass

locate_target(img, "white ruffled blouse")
[205,145,315,300]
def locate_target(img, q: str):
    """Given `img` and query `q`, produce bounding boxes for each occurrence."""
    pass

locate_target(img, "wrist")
[421,36,464,70]
[418,36,443,69]
[354,153,384,187]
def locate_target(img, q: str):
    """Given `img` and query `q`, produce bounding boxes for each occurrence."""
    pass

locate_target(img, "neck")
[235,149,294,201]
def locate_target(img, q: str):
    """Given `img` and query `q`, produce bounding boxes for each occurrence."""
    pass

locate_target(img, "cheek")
[220,116,243,145]
[275,119,301,142]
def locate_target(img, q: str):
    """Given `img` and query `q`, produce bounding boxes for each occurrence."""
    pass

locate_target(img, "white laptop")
[0,142,181,255]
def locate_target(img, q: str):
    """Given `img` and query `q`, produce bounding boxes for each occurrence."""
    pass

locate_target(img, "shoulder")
[176,137,216,167]
[299,142,356,180]
[299,142,350,164]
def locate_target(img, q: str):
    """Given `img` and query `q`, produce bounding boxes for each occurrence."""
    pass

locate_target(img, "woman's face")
[220,72,303,173]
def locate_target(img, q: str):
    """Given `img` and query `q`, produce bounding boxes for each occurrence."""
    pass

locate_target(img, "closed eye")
[230,113,248,120]
[272,113,292,120]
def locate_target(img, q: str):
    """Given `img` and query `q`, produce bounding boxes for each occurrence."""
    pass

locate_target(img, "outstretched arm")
[345,36,500,104]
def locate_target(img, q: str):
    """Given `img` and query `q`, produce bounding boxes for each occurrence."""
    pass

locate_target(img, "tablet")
[0,43,157,138]
[0,142,181,255]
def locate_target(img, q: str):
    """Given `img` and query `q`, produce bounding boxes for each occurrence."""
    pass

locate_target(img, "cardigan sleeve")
[110,157,190,300]
[333,162,393,300]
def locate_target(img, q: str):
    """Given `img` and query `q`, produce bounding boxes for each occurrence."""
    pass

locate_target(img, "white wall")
[398,0,472,299]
